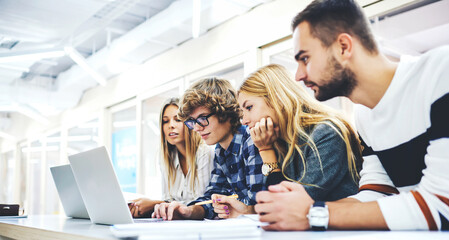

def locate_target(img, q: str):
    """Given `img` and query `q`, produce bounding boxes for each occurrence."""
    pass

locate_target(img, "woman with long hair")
[238,63,363,201]
[129,97,214,217]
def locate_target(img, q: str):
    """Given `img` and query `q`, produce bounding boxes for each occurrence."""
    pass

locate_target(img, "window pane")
[45,132,60,214]
[0,151,14,203]
[19,143,27,211]
[67,119,99,155]
[111,106,137,193]
[189,64,244,89]
[28,140,42,215]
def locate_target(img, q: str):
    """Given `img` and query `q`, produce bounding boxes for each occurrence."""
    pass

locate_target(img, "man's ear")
[335,33,353,62]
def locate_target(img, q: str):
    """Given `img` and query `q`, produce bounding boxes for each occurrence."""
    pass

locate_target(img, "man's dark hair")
[292,0,378,54]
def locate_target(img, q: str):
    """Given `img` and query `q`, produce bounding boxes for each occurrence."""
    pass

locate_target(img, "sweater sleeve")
[348,137,398,202]
[298,123,357,201]
[377,93,449,230]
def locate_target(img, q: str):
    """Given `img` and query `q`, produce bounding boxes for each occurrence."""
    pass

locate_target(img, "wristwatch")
[307,201,329,231]
[261,162,279,176]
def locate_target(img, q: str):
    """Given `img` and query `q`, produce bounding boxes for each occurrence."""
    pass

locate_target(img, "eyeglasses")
[184,113,215,130]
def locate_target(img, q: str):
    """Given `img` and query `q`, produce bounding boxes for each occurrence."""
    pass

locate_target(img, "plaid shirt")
[188,125,266,219]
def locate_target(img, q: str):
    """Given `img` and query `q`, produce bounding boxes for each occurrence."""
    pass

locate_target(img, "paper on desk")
[110,217,262,239]
[0,215,28,219]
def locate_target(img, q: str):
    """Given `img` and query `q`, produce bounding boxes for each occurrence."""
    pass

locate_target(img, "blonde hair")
[178,77,241,133]
[238,64,362,185]
[160,98,202,194]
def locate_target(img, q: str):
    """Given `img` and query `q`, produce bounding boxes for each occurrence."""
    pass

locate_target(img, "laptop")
[68,146,159,225]
[50,164,90,219]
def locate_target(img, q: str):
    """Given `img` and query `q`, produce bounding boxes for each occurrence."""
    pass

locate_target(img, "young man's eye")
[246,105,253,111]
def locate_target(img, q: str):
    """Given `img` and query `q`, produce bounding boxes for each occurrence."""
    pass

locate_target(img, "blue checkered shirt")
[188,125,266,219]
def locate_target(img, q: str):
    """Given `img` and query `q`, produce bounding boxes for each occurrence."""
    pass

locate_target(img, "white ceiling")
[0,0,268,128]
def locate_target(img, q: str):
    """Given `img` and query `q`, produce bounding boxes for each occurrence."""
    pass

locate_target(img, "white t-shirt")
[159,143,214,204]
[350,46,449,230]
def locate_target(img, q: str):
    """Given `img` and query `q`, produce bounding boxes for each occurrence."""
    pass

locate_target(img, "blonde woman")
[129,98,214,217]
[238,64,363,201]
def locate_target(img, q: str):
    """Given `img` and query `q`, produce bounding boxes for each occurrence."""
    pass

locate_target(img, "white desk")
[1,215,448,240]
[0,215,114,240]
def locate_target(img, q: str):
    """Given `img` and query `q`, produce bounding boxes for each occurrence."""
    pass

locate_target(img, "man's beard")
[314,55,357,101]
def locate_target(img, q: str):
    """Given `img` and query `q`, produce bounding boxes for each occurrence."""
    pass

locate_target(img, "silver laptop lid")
[68,146,133,225]
[50,164,89,219]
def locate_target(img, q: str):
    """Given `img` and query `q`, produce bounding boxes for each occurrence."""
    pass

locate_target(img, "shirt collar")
[172,151,180,168]
[215,125,246,157]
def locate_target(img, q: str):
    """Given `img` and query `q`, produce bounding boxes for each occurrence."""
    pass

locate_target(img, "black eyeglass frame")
[184,113,215,130]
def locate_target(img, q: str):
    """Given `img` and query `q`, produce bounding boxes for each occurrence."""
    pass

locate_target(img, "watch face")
[308,207,329,227]
[262,164,270,175]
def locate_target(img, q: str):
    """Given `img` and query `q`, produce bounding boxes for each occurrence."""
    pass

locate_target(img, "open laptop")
[68,146,159,225]
[50,164,90,219]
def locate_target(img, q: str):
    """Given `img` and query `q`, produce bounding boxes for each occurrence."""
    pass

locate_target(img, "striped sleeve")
[377,139,449,230]
[348,143,398,202]
[379,93,449,230]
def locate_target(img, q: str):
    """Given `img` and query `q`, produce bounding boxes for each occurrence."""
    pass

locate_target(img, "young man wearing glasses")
[152,77,266,220]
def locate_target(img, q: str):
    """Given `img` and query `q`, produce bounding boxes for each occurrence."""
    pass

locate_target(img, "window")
[44,132,61,214]
[0,151,14,203]
[27,140,42,214]
[111,104,137,193]
[67,119,100,155]
[188,63,244,89]
[18,142,28,211]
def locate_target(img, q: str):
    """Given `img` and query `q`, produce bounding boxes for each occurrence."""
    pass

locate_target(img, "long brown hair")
[160,98,202,193]
[239,64,362,184]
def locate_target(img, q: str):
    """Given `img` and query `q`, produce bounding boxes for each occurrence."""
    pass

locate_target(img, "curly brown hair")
[178,77,241,133]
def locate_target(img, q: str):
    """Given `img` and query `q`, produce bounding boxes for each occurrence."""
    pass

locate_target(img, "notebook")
[110,217,262,239]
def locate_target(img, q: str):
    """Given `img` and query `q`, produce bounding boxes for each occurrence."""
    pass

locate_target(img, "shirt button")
[234,187,238,192]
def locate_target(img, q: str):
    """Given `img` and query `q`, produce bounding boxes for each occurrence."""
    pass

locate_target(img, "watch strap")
[313,201,325,207]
